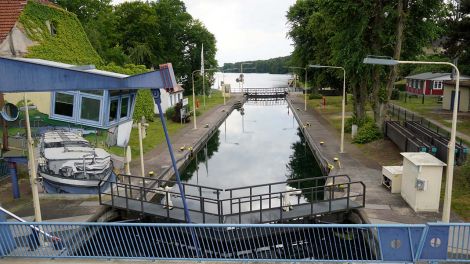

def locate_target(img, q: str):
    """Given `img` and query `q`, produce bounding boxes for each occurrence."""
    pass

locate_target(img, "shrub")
[133,90,155,122]
[395,83,406,91]
[309,93,323,100]
[353,122,382,144]
[165,106,175,121]
[345,115,372,133]
[390,89,400,100]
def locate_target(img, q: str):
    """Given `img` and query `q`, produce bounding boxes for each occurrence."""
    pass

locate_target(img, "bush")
[345,115,372,133]
[165,106,175,121]
[309,93,323,99]
[133,90,155,122]
[395,83,406,91]
[353,122,382,144]
[390,89,400,100]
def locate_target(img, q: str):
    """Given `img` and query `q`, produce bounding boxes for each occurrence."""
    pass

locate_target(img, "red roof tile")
[0,0,27,44]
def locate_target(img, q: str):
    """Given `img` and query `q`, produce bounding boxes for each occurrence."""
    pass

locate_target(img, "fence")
[388,103,466,146]
[0,221,469,262]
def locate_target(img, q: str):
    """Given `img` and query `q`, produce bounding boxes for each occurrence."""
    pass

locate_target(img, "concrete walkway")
[129,94,244,181]
[288,95,462,224]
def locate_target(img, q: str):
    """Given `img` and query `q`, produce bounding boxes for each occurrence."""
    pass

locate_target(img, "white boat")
[37,130,115,194]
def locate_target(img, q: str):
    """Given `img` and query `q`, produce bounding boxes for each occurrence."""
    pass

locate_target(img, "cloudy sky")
[112,0,296,64]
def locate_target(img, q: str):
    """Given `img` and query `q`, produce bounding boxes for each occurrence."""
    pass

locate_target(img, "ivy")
[19,1,102,65]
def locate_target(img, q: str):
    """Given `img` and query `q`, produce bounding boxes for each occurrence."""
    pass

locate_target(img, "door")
[450,91,461,111]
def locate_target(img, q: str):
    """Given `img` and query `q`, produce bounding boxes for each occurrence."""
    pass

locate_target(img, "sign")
[182,98,189,106]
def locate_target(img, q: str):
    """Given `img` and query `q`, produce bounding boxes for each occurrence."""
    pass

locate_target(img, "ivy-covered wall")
[19,0,102,65]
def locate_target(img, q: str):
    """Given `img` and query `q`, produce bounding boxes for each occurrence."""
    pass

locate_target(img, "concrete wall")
[443,85,470,112]
[4,92,51,115]
[0,24,36,57]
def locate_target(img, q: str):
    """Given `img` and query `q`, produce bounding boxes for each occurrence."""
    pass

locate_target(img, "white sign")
[182,98,189,106]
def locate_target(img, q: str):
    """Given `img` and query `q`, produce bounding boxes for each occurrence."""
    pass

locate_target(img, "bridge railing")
[0,221,469,262]
[222,180,365,223]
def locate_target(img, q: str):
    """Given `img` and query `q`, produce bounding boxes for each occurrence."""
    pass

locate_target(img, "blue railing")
[0,221,469,262]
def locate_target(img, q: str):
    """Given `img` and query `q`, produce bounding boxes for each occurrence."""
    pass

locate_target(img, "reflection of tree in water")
[180,130,220,181]
[286,128,324,202]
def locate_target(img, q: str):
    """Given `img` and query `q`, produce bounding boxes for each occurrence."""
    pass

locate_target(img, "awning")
[0,57,177,92]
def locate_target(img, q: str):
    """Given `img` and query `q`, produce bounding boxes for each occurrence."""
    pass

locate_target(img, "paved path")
[288,95,462,224]
[129,95,244,181]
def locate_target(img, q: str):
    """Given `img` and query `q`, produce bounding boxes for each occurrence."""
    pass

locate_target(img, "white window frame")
[433,81,443,90]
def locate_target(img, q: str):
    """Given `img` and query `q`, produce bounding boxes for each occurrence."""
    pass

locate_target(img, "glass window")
[109,99,119,122]
[81,90,103,96]
[80,97,101,122]
[433,81,443,89]
[121,97,129,118]
[54,93,74,117]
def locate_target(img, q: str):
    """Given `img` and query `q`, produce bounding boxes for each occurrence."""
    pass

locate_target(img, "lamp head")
[363,56,399,66]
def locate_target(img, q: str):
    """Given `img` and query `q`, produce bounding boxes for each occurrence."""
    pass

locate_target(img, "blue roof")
[0,57,177,92]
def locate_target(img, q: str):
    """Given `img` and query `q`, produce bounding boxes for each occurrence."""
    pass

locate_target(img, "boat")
[37,130,115,194]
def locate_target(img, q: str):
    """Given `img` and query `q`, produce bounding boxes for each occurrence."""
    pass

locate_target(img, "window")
[54,93,74,117]
[80,97,101,122]
[109,99,119,122]
[120,97,129,118]
[433,81,443,90]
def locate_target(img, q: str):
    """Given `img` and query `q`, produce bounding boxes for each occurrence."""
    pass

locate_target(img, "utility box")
[400,152,446,212]
[382,166,403,193]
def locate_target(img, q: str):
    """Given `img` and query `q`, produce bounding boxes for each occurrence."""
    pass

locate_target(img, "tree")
[444,0,470,74]
[286,0,443,126]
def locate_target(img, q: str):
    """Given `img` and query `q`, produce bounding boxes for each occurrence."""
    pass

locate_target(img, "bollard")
[8,162,20,199]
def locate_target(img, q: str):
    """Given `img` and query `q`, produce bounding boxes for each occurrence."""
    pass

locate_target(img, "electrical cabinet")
[400,152,446,212]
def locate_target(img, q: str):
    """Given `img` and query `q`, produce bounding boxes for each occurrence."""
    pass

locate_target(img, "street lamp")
[308,65,346,154]
[241,63,253,92]
[286,66,308,111]
[192,68,217,129]
[363,56,460,223]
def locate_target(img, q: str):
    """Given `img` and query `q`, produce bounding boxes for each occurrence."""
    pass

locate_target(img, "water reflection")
[180,99,323,197]
[286,128,325,202]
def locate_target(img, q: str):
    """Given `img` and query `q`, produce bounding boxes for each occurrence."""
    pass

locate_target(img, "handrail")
[225,174,350,192]
[0,206,61,241]
[1,221,469,262]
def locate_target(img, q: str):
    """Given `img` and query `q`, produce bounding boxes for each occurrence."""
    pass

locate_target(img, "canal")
[160,73,326,213]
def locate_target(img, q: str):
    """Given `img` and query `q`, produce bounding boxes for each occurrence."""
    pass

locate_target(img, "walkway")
[129,94,244,181]
[288,95,462,224]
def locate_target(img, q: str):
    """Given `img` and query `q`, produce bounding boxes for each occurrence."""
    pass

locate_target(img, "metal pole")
[202,71,206,109]
[442,64,460,223]
[138,122,145,176]
[395,60,459,223]
[23,93,42,222]
[222,71,226,105]
[304,67,308,111]
[340,68,346,153]
[192,71,197,129]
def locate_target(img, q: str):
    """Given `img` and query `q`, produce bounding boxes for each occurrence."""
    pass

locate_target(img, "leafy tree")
[286,0,444,127]
[444,0,470,74]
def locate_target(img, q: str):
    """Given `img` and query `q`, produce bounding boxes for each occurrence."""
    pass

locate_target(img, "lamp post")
[287,66,308,111]
[308,65,346,153]
[363,56,460,223]
[240,63,253,93]
[192,68,217,129]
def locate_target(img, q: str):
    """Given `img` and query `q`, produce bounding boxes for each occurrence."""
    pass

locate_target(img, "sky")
[111,0,296,65]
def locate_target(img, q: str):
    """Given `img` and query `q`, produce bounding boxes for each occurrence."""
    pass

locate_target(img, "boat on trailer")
[37,130,115,194]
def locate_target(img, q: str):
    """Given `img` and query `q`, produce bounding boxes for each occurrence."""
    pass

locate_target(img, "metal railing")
[388,103,466,146]
[0,221,469,262]
[99,175,364,224]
